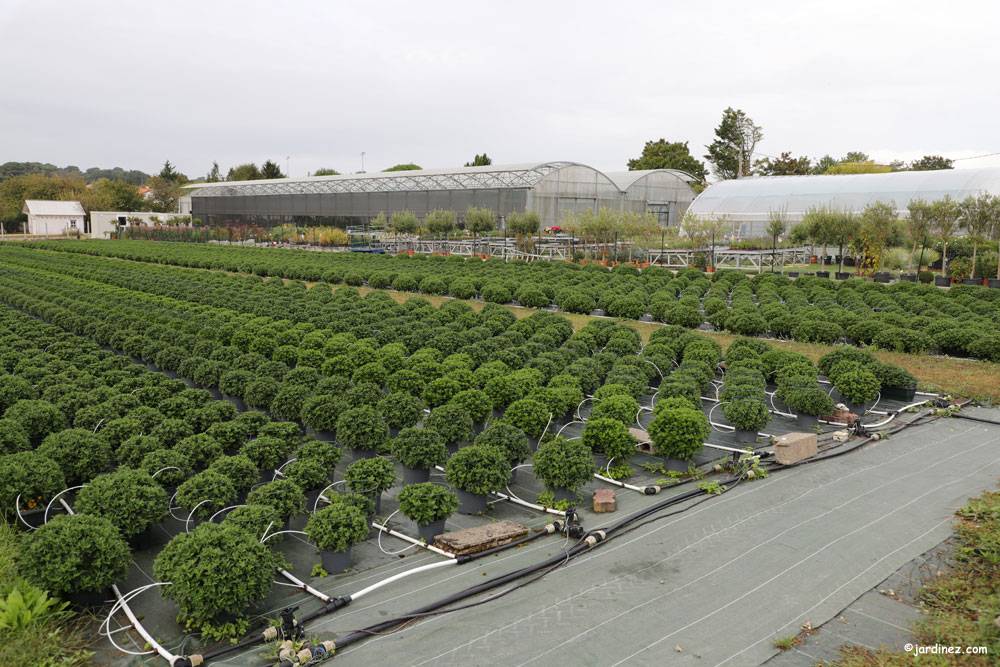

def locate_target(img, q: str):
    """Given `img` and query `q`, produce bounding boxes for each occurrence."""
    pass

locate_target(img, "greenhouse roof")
[186,162,587,197]
[688,166,1000,220]
[605,169,698,191]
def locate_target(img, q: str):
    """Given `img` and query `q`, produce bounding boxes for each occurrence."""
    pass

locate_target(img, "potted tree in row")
[445,444,509,514]
[391,427,448,484]
[648,400,710,472]
[305,502,369,574]
[344,456,396,514]
[397,482,459,542]
[533,436,594,504]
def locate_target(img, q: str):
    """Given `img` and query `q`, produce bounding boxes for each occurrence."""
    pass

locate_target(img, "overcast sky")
[3,0,999,179]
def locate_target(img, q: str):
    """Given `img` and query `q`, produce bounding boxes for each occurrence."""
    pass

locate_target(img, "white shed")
[21,200,87,236]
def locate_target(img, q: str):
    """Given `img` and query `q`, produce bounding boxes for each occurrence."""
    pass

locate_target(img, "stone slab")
[432,520,529,556]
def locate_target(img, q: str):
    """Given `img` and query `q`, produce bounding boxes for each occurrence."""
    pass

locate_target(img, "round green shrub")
[391,427,448,470]
[723,398,770,433]
[75,468,169,538]
[245,479,306,521]
[335,405,388,453]
[424,403,474,447]
[305,503,369,552]
[647,406,708,461]
[377,391,425,431]
[283,457,329,491]
[344,456,396,496]
[37,428,112,485]
[533,436,594,492]
[835,368,880,405]
[299,394,346,435]
[0,451,65,519]
[224,503,282,542]
[445,444,509,495]
[174,434,224,471]
[140,448,190,488]
[176,470,238,519]
[3,399,67,446]
[447,389,493,424]
[0,418,30,454]
[481,282,513,304]
[582,418,637,463]
[590,394,639,425]
[208,455,259,495]
[398,483,458,525]
[240,436,291,473]
[150,418,193,447]
[473,423,531,467]
[154,523,279,640]
[422,377,463,408]
[20,514,130,596]
[296,439,342,470]
[502,399,551,438]
[785,387,835,417]
[0,374,35,414]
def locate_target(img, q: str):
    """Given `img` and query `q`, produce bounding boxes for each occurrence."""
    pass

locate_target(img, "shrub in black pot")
[647,404,709,471]
[391,427,448,484]
[445,444,508,514]
[305,502,369,574]
[140,448,191,489]
[377,391,425,431]
[501,398,551,442]
[344,456,396,514]
[295,438,342,475]
[245,479,306,524]
[75,468,169,543]
[447,389,493,426]
[582,418,637,467]
[3,399,67,446]
[176,470,238,521]
[873,363,918,402]
[533,436,594,502]
[398,482,458,542]
[208,454,259,498]
[174,433,224,471]
[150,418,193,447]
[834,367,880,414]
[154,523,280,641]
[722,398,769,444]
[37,428,112,485]
[473,423,531,480]
[224,503,283,542]
[0,451,65,523]
[785,387,835,428]
[240,436,293,480]
[283,457,330,509]
[336,405,388,457]
[0,418,30,455]
[424,403,474,452]
[20,513,130,601]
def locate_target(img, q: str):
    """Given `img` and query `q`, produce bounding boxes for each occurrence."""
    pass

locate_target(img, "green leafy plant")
[647,405,709,461]
[473,423,531,467]
[502,398,551,439]
[590,394,639,425]
[2,400,66,446]
[533,436,594,492]
[20,514,130,596]
[722,398,769,433]
[784,387,835,417]
[224,503,282,542]
[154,523,280,641]
[448,389,493,424]
[0,582,69,631]
[424,403,474,447]
[245,479,306,521]
[283,457,329,491]
[240,436,291,473]
[305,503,368,552]
[391,427,448,470]
[398,483,458,526]
[335,405,388,453]
[835,367,880,405]
[0,418,30,455]
[582,418,637,463]
[445,444,509,495]
[175,470,238,519]
[74,468,168,538]
[377,391,425,430]
[208,454,259,496]
[140,448,190,488]
[344,456,396,496]
[174,433,224,471]
[299,394,346,434]
[295,439,342,470]
[37,428,112,485]
[0,451,66,519]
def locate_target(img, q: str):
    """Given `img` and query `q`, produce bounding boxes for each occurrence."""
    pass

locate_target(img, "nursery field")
[0,240,993,666]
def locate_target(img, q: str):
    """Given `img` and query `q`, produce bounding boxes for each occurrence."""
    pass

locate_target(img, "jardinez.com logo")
[904,643,988,656]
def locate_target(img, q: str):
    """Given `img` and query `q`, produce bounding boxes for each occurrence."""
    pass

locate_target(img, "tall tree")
[81,178,144,212]
[855,202,897,275]
[383,163,422,172]
[909,155,954,171]
[765,209,787,272]
[959,193,994,279]
[146,176,183,213]
[842,151,870,163]
[824,209,860,274]
[389,210,419,236]
[206,162,221,182]
[811,155,838,175]
[158,160,181,182]
[704,107,763,180]
[930,195,961,277]
[627,139,707,181]
[464,206,495,236]
[424,209,456,238]
[905,199,933,270]
[226,163,261,181]
[753,152,812,176]
[260,160,284,179]
[313,168,340,176]
[506,211,540,237]
[464,154,492,167]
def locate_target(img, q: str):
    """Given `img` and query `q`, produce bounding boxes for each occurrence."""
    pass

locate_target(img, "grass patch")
[773,634,801,651]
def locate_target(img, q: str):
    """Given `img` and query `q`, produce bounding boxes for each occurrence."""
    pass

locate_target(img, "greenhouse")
[186,162,698,229]
[688,166,1000,237]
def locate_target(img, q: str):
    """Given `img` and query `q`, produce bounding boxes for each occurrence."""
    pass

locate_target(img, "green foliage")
[0,418,29,455]
[424,403,474,447]
[208,454,259,495]
[648,405,709,461]
[0,451,65,519]
[154,523,279,641]
[448,389,492,424]
[377,391,425,430]
[398,483,458,526]
[722,398,769,433]
[627,139,707,182]
[224,503,282,542]
[445,444,509,495]
[533,436,594,492]
[0,582,69,631]
[590,393,639,425]
[239,436,290,473]
[784,387,835,418]
[344,456,396,497]
[20,514,130,595]
[175,470,237,519]
[174,433,224,471]
[296,439,342,470]
[75,468,168,538]
[473,422,531,466]
[582,418,637,463]
[391,427,448,470]
[140,448,190,488]
[246,479,306,521]
[335,405,387,453]
[502,398,551,438]
[835,367,880,405]
[283,457,329,491]
[37,428,112,484]
[305,503,368,552]
[705,107,763,180]
[3,400,66,446]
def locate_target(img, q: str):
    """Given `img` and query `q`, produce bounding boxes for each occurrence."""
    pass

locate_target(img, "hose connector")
[584,529,607,548]
[643,486,660,495]
[545,521,562,534]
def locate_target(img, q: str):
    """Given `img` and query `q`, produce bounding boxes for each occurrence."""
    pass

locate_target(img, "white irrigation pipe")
[44,485,85,523]
[555,420,585,438]
[537,413,554,443]
[13,494,36,530]
[312,480,347,513]
[375,509,419,556]
[372,520,455,558]
[349,559,458,602]
[184,500,211,533]
[101,582,172,656]
[575,397,595,421]
[150,466,180,480]
[208,504,245,523]
[277,568,332,604]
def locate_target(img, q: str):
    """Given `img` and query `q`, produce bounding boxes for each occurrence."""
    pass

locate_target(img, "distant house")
[21,200,87,236]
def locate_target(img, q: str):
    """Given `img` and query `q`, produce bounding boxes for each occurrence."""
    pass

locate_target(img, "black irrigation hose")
[951,412,1000,427]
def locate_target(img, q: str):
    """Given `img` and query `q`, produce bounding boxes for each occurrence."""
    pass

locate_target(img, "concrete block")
[774,431,818,465]
[593,488,616,513]
[433,520,529,556]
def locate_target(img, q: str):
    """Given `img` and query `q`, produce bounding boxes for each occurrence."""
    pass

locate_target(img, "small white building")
[21,200,87,236]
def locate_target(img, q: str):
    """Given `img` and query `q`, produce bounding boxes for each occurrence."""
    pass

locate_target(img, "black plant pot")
[787,271,800,278]
[16,507,47,529]
[963,279,981,286]
[65,587,112,609]
[835,272,851,280]
[402,466,430,485]
[881,386,916,403]
[934,276,950,287]
[351,447,377,462]
[321,547,352,575]
[455,489,488,515]
[128,524,162,551]
[990,279,1000,289]
[795,414,818,431]
[551,487,576,504]
[305,488,322,512]
[735,429,758,444]
[417,519,446,543]
[814,271,830,279]
[900,273,917,282]
[664,457,690,473]
[312,429,335,443]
